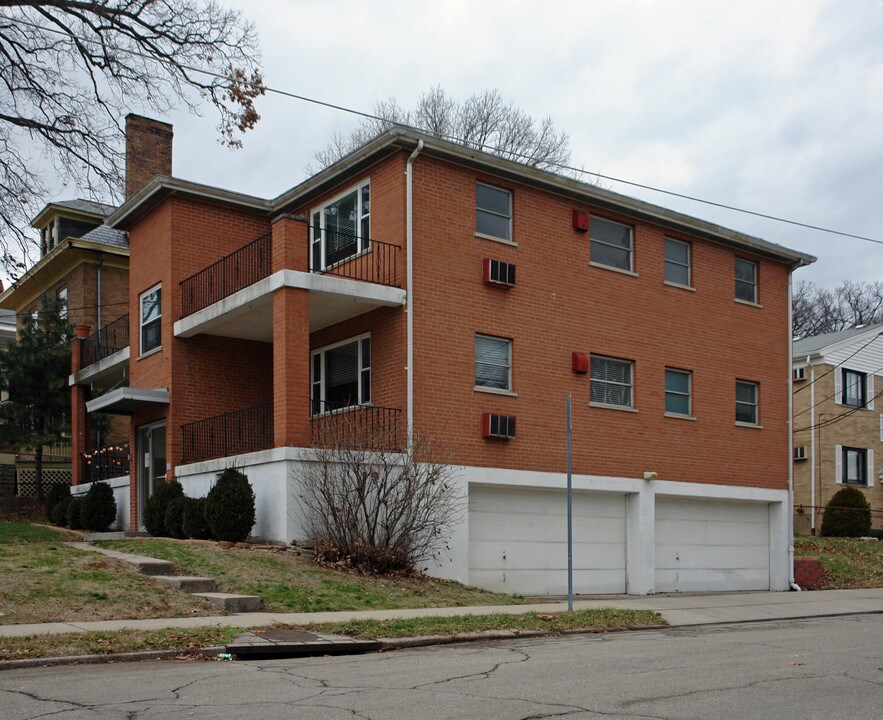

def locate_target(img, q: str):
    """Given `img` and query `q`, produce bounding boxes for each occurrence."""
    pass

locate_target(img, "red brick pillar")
[271,216,310,447]
[70,329,90,486]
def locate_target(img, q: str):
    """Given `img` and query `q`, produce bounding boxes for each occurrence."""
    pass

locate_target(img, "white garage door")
[655,497,770,593]
[469,485,627,596]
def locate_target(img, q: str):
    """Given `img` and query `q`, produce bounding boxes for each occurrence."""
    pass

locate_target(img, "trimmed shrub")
[164,496,187,539]
[66,496,84,530]
[821,487,872,538]
[81,481,117,532]
[44,484,71,522]
[182,496,211,540]
[47,493,72,526]
[205,468,255,542]
[143,480,184,537]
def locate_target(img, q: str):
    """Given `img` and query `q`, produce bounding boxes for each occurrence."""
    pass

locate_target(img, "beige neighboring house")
[793,323,883,533]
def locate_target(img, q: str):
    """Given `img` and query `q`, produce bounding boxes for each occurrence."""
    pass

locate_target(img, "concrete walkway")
[2,588,882,639]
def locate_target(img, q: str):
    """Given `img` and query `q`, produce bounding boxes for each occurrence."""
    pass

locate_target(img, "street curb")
[0,625,667,670]
[0,646,225,671]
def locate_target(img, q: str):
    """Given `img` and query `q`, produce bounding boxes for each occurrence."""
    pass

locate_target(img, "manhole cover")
[261,630,321,643]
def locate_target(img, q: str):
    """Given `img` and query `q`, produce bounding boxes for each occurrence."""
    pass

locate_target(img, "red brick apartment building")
[70,125,814,595]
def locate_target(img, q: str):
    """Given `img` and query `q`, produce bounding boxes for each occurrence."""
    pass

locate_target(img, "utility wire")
[5,13,881,248]
[793,332,883,396]
[793,386,883,434]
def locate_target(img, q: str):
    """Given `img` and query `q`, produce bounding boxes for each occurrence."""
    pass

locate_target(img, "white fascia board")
[69,346,130,386]
[173,270,407,338]
[85,387,169,413]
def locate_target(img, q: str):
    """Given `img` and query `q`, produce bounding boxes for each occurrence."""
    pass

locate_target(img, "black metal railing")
[80,314,129,368]
[181,232,272,317]
[315,236,400,288]
[181,402,273,464]
[81,442,130,483]
[310,401,402,450]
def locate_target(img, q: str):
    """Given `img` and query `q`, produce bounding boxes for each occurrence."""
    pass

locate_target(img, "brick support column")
[70,336,90,486]
[271,215,311,448]
[273,287,310,447]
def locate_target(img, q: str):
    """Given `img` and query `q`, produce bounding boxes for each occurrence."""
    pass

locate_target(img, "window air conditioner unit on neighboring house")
[793,446,808,461]
[482,258,516,287]
[483,413,516,439]
[793,367,806,381]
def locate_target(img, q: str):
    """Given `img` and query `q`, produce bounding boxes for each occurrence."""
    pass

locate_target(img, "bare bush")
[294,417,464,574]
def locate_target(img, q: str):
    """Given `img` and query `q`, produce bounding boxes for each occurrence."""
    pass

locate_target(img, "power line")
[5,13,881,248]
[793,331,883,398]
[793,386,883,434]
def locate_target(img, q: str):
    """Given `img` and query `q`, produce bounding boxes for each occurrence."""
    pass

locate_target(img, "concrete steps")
[70,542,261,612]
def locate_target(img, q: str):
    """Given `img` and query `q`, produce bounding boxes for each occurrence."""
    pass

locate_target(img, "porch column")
[272,215,310,447]
[70,334,90,486]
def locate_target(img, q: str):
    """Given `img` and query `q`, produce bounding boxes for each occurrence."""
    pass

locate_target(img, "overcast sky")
[134,1,883,287]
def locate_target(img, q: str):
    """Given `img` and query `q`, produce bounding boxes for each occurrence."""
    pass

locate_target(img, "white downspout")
[788,271,801,591]
[406,139,424,450]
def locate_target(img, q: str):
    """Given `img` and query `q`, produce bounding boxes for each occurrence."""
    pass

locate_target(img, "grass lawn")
[0,522,217,624]
[0,609,666,661]
[794,535,883,589]
[96,538,526,613]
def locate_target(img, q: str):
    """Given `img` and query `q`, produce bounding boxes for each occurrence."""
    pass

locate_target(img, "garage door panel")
[469,486,627,595]
[655,497,770,593]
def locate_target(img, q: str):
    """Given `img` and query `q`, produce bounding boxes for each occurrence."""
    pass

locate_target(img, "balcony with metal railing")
[174,230,406,343]
[81,442,130,483]
[72,314,130,386]
[178,401,402,465]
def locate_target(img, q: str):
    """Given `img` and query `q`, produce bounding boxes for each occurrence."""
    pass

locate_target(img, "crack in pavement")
[412,646,531,689]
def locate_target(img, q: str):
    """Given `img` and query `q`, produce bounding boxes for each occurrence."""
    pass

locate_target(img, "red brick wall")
[408,154,791,489]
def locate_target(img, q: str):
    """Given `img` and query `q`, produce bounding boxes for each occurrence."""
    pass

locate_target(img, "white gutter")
[786,273,804,591]
[405,140,424,450]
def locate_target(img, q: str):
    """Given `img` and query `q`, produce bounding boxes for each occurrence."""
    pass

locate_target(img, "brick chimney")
[125,114,173,199]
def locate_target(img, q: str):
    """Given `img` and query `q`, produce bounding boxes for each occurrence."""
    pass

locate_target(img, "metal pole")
[567,394,573,612]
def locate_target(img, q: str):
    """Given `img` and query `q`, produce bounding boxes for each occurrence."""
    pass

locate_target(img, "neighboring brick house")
[793,324,883,533]
[71,126,815,595]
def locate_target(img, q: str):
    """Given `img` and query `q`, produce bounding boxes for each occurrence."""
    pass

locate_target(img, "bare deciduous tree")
[0,1,263,280]
[309,86,572,175]
[793,279,883,338]
[294,415,464,574]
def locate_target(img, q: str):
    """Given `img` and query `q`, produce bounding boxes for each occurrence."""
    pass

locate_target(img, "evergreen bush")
[66,496,84,530]
[81,481,117,532]
[182,496,211,540]
[143,480,184,537]
[164,496,187,539]
[205,468,255,542]
[46,487,72,526]
[821,487,872,538]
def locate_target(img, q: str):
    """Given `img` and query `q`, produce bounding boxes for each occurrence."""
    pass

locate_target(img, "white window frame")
[664,368,692,416]
[735,258,758,303]
[139,283,161,355]
[475,182,512,242]
[590,355,634,408]
[735,380,759,425]
[310,181,371,272]
[590,216,634,273]
[57,287,68,319]
[475,334,513,392]
[310,333,371,415]
[664,238,691,287]
[838,446,872,487]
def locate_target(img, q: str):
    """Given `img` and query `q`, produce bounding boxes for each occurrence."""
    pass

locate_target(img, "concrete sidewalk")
[2,588,882,639]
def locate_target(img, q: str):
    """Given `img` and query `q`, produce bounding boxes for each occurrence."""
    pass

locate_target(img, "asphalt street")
[2,614,881,719]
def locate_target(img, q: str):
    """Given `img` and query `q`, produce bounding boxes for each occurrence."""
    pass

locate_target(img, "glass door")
[137,422,166,529]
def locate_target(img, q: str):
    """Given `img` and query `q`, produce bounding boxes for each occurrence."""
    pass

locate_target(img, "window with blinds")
[475,335,512,391]
[311,335,371,414]
[590,355,633,407]
[735,380,758,424]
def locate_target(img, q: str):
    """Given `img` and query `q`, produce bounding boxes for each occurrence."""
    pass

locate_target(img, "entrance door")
[137,422,166,529]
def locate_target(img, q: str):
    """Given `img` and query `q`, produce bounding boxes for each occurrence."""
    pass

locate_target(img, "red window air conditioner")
[572,209,589,232]
[483,413,516,439]
[572,351,589,374]
[482,258,516,287]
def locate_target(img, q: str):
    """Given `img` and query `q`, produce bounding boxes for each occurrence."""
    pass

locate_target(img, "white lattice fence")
[16,468,71,497]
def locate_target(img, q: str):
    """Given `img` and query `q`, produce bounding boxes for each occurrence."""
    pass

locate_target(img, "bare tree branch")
[793,279,883,338]
[0,1,263,281]
[308,86,573,177]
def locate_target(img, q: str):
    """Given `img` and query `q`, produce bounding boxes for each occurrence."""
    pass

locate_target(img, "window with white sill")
[311,182,370,272]
[311,335,371,414]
